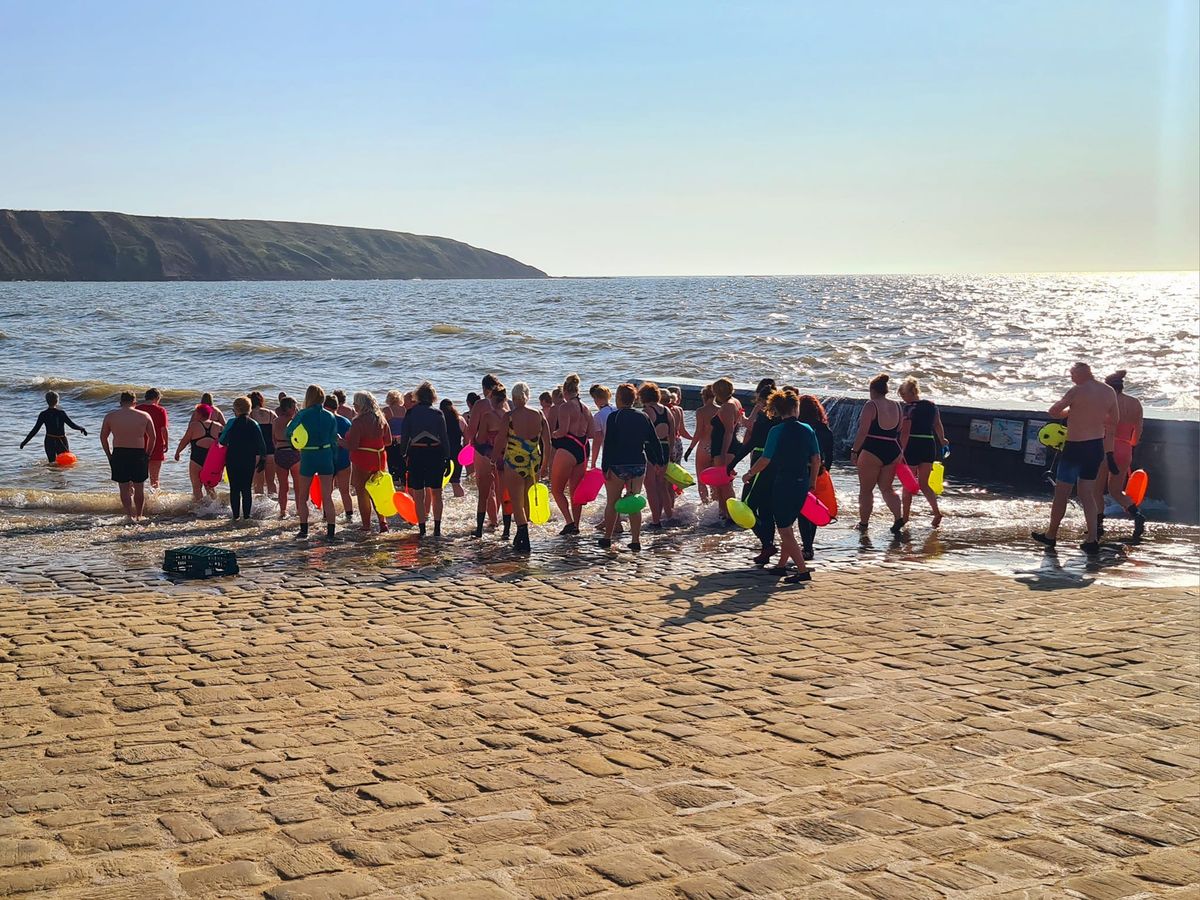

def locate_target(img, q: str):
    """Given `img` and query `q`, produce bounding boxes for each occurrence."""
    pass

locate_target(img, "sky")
[1,0,1197,276]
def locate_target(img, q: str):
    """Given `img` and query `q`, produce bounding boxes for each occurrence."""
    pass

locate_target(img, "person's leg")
[696,448,712,503]
[856,455,879,527]
[878,463,903,521]
[1041,481,1074,540]
[118,483,134,520]
[1078,477,1099,545]
[917,462,941,524]
[601,472,621,543]
[645,464,663,525]
[550,449,574,524]
[568,461,586,526]
[277,468,291,518]
[295,474,312,528]
[189,463,203,502]
[779,526,805,572]
[628,475,645,547]
[242,480,253,518]
[798,516,816,557]
[133,482,146,519]
[321,474,336,527]
[338,469,353,520]
[431,487,443,535]
[473,459,492,536]
[352,472,372,531]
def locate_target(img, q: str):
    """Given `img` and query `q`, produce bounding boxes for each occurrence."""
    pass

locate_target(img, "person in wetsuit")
[850,374,906,534]
[600,383,666,552]
[219,396,267,521]
[899,377,946,527]
[401,381,451,538]
[285,384,340,540]
[742,390,822,583]
[797,394,835,561]
[21,391,87,462]
[728,379,777,563]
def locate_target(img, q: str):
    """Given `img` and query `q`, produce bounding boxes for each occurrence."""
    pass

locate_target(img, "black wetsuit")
[733,410,776,550]
[401,403,450,490]
[220,416,267,518]
[22,407,86,461]
[762,419,821,529]
[601,408,665,477]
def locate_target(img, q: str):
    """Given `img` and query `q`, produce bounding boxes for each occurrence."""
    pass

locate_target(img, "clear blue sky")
[2,0,1197,275]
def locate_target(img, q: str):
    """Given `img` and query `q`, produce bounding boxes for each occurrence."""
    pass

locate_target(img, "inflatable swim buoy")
[928,461,945,495]
[441,461,453,490]
[801,492,831,526]
[309,476,322,509]
[1125,469,1148,506]
[1038,423,1067,451]
[528,483,551,525]
[573,468,605,505]
[614,493,647,515]
[665,462,695,488]
[699,466,734,487]
[366,472,398,517]
[199,443,227,489]
[457,444,475,467]
[393,490,418,525]
[895,462,919,493]
[55,452,77,467]
[814,469,837,518]
[290,423,309,450]
[726,498,756,529]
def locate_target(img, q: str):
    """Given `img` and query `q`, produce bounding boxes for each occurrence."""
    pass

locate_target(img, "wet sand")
[0,506,1196,898]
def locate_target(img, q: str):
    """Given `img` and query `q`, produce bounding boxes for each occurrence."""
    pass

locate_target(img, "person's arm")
[601,411,616,467]
[539,414,553,479]
[808,452,822,488]
[462,409,479,447]
[100,416,113,459]
[284,409,302,442]
[743,424,779,482]
[1104,391,1120,472]
[933,409,946,447]
[1048,388,1073,419]
[254,420,268,468]
[63,411,87,435]
[20,411,47,448]
[644,417,667,466]
[219,419,235,444]
[849,403,875,463]
[899,406,912,449]
[212,408,226,425]
[675,408,692,441]
[143,416,156,455]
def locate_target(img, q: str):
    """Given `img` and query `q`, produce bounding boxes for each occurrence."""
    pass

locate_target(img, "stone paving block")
[178,860,272,894]
[587,848,677,886]
[265,871,384,900]
[724,853,826,892]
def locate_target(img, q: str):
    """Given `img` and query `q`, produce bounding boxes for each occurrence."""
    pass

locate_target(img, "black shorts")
[110,447,149,484]
[1056,438,1104,484]
[904,437,938,466]
[406,446,448,490]
[386,444,406,483]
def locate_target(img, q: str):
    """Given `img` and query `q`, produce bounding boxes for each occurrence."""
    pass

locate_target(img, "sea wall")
[637,377,1200,523]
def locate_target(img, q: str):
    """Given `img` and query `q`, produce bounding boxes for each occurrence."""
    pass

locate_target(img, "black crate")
[163,546,239,579]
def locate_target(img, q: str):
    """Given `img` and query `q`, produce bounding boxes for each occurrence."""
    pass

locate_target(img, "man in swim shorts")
[136,388,169,489]
[1032,362,1119,555]
[100,391,156,523]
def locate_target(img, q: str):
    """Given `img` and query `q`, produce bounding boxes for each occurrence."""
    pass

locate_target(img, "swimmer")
[492,381,551,553]
[1095,370,1145,539]
[599,383,666,551]
[174,402,220,503]
[464,376,505,537]
[550,374,592,535]
[729,379,777,561]
[21,390,87,462]
[285,385,339,540]
[219,396,268,522]
[709,378,741,523]
[638,382,673,528]
[898,377,946,527]
[797,394,834,561]
[440,397,468,498]
[344,391,391,533]
[324,396,355,523]
[272,397,301,519]
[1032,362,1119,555]
[684,384,717,504]
[401,381,451,538]
[248,391,277,497]
[742,390,821,583]
[849,374,905,534]
[135,388,168,489]
[101,391,155,523]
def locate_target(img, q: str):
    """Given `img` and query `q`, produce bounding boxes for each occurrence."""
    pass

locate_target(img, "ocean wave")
[223,340,305,357]
[0,487,197,515]
[13,377,205,403]
[430,324,465,335]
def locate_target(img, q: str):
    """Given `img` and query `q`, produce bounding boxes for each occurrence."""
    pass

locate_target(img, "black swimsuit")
[904,400,939,465]
[189,422,217,467]
[551,399,588,465]
[862,401,902,465]
[23,408,84,462]
[709,412,740,458]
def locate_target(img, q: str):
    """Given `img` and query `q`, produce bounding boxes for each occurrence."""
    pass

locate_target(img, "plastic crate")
[163,546,239,579]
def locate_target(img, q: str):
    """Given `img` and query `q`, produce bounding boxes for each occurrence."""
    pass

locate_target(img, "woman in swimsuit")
[797,395,835,561]
[333,390,355,421]
[272,397,301,519]
[1096,370,1145,538]
[344,391,391,534]
[464,377,505,537]
[741,390,822,583]
[324,396,355,523]
[588,383,616,469]
[684,384,717,504]
[492,382,551,553]
[710,378,741,524]
[599,383,666,552]
[637,382,673,528]
[440,398,468,498]
[285,384,339,540]
[248,391,277,497]
[200,393,226,425]
[667,388,690,465]
[850,374,906,534]
[383,390,407,492]
[550,374,592,535]
[898,377,946,527]
[174,404,220,503]
[729,379,778,562]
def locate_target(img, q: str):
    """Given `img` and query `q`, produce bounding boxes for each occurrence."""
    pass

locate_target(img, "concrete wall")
[636,377,1199,522]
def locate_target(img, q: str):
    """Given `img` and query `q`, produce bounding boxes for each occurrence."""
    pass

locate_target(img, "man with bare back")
[101,391,156,523]
[1032,362,1119,555]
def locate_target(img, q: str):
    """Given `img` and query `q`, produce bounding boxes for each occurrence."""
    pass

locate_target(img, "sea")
[0,272,1196,586]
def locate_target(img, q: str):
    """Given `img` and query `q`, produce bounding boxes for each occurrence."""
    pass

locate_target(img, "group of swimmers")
[19,362,1147,574]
